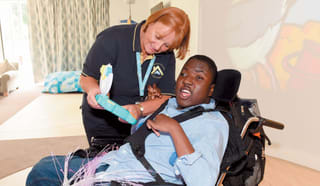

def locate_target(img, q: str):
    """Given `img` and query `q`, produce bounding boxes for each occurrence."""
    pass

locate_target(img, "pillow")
[43,71,83,93]
[0,60,17,74]
[5,61,18,71]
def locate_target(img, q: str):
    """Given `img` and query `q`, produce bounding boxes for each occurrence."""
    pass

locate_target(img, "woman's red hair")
[143,7,190,60]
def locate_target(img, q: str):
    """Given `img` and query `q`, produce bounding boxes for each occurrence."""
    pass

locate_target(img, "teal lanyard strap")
[136,52,156,97]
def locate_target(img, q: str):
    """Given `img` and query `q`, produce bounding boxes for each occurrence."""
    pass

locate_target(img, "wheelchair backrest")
[213,69,284,186]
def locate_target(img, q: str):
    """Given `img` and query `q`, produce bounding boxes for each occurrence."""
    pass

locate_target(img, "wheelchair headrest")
[212,69,241,102]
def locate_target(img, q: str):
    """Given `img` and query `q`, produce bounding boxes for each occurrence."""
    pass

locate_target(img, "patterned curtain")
[27,0,109,82]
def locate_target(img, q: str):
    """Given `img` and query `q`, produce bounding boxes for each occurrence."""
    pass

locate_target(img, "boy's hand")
[146,83,162,100]
[146,114,179,136]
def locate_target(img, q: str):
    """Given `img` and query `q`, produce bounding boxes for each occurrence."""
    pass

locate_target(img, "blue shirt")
[95,98,229,186]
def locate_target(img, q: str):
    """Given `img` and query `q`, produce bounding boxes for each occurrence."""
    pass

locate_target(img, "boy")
[26,55,229,186]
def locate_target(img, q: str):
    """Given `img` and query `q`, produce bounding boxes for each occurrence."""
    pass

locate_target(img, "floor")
[0,93,88,185]
[0,93,84,140]
[0,85,42,125]
[0,168,31,185]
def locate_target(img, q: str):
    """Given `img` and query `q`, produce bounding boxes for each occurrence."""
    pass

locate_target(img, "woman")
[80,7,190,148]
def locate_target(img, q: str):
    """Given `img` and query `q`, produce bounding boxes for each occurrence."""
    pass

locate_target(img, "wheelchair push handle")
[259,116,285,130]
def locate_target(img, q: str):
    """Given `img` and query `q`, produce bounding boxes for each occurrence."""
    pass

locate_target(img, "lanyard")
[136,52,156,97]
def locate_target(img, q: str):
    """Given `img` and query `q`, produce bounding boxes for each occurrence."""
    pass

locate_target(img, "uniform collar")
[133,20,155,61]
[132,20,145,52]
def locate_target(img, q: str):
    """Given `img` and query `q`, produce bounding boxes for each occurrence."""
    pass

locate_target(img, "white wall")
[109,0,150,26]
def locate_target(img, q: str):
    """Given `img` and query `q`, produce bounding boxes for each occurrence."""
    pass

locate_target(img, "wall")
[109,0,150,26]
[198,0,320,171]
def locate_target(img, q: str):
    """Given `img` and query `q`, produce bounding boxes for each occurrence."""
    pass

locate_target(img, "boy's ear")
[208,84,215,97]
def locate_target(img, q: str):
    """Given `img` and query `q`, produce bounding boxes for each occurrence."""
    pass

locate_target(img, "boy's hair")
[187,55,217,84]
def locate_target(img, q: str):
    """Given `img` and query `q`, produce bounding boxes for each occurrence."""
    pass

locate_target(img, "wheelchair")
[78,69,284,186]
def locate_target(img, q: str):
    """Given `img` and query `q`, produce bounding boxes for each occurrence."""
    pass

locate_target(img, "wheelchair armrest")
[241,117,260,138]
[258,116,285,130]
[241,116,285,139]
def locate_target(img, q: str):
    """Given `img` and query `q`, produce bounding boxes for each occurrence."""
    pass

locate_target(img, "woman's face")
[141,22,176,55]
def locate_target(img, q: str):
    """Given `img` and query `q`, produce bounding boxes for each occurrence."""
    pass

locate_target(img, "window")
[0,0,34,87]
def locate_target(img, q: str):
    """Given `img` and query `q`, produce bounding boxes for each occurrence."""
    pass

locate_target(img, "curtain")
[27,0,109,82]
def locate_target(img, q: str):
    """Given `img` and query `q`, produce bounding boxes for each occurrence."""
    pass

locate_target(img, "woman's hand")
[87,87,103,109]
[146,114,179,136]
[120,104,143,123]
[80,75,104,109]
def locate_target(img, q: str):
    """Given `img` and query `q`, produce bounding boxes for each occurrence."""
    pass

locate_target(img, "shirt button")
[111,160,118,165]
[175,169,180,175]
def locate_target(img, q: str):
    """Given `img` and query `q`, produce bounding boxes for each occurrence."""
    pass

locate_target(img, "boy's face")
[176,59,215,109]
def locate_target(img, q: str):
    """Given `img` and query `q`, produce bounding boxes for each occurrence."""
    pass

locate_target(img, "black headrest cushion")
[212,69,241,102]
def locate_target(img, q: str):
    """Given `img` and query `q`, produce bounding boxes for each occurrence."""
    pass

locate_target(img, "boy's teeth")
[182,89,191,94]
[181,89,191,98]
[181,92,189,97]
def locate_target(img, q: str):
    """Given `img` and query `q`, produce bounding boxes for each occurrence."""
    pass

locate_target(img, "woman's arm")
[123,83,171,121]
[139,95,171,116]
[122,95,170,121]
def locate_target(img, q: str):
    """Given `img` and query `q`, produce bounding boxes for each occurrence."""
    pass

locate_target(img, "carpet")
[0,135,88,179]
[0,85,42,125]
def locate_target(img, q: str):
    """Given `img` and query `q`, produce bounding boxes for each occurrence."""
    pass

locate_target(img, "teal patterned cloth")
[43,71,83,93]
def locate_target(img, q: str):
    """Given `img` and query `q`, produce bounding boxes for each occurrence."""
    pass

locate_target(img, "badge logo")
[151,63,165,79]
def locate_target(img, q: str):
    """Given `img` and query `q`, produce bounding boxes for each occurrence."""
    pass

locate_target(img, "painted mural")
[226,0,320,92]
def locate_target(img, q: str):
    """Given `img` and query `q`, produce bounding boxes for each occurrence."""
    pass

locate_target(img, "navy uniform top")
[82,21,176,106]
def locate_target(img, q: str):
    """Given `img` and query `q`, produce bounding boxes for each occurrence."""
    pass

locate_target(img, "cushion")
[6,61,17,71]
[212,69,241,102]
[0,60,17,74]
[43,71,83,93]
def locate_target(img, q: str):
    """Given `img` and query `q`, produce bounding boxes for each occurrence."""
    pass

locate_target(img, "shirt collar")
[169,98,217,112]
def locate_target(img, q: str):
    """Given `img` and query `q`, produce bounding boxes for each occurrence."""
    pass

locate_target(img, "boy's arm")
[146,114,194,157]
[168,121,195,157]
[147,113,229,186]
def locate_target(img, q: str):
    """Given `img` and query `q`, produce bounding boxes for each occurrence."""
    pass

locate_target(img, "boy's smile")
[180,87,192,99]
[176,59,215,109]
